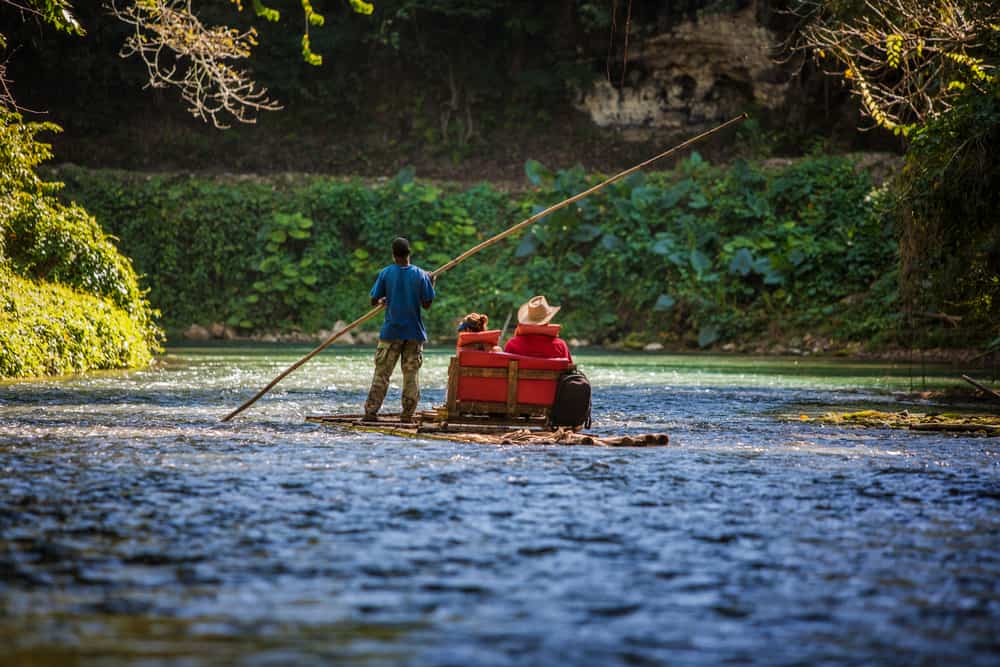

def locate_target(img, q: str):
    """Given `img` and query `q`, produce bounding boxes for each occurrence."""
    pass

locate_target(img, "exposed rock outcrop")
[577,7,790,139]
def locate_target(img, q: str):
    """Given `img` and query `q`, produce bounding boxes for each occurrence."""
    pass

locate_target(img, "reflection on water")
[1,345,998,666]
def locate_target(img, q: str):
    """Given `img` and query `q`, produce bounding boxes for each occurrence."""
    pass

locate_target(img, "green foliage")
[56,155,897,348]
[897,82,1000,344]
[511,151,897,346]
[0,269,155,377]
[0,110,162,377]
[244,212,320,328]
[3,0,83,42]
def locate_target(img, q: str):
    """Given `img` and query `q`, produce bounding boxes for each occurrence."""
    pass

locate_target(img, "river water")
[1,345,998,666]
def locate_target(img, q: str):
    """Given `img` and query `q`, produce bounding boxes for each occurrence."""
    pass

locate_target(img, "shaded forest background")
[10,0,893,177]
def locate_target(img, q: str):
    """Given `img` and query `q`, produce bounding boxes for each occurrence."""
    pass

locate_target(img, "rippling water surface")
[1,345,998,666]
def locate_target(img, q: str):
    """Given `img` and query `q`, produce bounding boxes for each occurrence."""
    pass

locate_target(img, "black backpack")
[549,369,592,429]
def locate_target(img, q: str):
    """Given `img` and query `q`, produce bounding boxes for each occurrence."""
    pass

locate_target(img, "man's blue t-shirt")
[370,264,435,341]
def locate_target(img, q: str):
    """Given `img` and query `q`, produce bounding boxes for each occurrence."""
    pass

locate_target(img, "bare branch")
[107,0,282,128]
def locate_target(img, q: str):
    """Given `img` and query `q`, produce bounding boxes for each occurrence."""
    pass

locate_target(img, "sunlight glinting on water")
[2,345,997,667]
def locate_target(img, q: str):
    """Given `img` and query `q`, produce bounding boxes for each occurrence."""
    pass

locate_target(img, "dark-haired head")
[392,237,411,259]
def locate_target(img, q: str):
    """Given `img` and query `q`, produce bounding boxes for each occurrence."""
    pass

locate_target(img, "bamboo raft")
[306,412,670,447]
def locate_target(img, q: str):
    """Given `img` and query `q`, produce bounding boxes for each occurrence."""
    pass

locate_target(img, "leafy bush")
[54,153,898,347]
[0,111,162,377]
[513,151,898,345]
[0,269,156,377]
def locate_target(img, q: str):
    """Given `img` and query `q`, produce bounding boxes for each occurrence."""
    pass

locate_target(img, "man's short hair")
[392,237,411,258]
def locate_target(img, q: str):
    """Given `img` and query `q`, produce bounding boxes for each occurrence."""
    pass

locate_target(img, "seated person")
[456,312,502,352]
[504,295,572,362]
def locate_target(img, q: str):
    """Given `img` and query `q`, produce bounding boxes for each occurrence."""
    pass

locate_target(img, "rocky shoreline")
[177,322,995,366]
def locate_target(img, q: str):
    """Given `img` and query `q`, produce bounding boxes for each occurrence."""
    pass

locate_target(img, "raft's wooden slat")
[306,414,668,447]
[506,361,518,414]
[458,367,562,380]
[446,357,459,415]
[453,400,548,417]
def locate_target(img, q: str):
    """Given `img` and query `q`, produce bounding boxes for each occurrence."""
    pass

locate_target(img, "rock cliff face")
[577,7,789,139]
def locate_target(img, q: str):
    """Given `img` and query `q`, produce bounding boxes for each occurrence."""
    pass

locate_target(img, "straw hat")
[517,295,561,325]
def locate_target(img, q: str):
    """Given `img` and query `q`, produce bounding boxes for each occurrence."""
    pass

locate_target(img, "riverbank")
[53,153,916,354]
[174,320,997,366]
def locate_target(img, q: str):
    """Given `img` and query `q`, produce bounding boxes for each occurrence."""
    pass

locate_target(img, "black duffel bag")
[549,368,592,429]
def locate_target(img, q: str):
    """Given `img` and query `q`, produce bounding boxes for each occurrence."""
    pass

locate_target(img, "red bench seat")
[445,350,572,420]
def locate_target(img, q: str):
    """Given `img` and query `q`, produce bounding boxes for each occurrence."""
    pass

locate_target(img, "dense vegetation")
[796,0,1000,350]
[0,112,161,378]
[896,83,1000,348]
[53,153,897,349]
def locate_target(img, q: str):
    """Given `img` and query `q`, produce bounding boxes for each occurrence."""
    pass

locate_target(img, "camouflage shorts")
[364,339,424,418]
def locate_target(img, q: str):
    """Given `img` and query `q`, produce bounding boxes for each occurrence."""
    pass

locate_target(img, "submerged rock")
[183,324,211,341]
[328,321,355,345]
[355,331,379,345]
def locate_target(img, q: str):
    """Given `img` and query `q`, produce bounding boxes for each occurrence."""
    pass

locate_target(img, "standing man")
[364,237,435,422]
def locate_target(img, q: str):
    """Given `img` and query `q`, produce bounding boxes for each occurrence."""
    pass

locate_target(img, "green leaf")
[418,186,440,203]
[729,248,754,276]
[572,224,602,242]
[688,191,709,209]
[525,159,554,187]
[661,181,691,208]
[269,229,287,243]
[353,248,369,260]
[654,294,675,311]
[745,193,769,218]
[651,236,674,255]
[395,166,415,185]
[288,229,310,239]
[763,269,785,286]
[690,249,711,273]
[600,233,623,251]
[697,324,720,348]
[515,233,538,258]
[252,0,281,22]
[752,257,772,274]
[630,185,657,208]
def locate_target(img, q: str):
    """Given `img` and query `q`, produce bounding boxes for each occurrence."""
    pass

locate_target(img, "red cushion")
[457,329,502,348]
[455,350,571,407]
[457,349,570,370]
[513,323,561,337]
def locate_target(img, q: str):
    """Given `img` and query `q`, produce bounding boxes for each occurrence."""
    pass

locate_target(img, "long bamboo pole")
[221,112,748,421]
